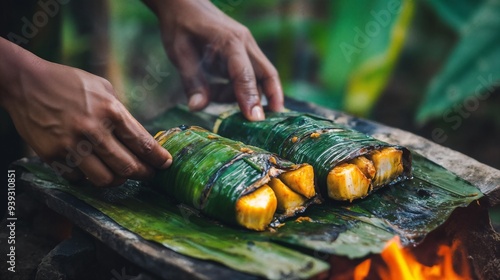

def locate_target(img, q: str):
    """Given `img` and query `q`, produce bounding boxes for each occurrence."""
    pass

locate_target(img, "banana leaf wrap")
[215,111,412,199]
[151,125,318,229]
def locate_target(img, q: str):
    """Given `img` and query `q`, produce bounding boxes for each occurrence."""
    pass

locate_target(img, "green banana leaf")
[15,106,482,279]
[215,111,412,199]
[344,0,414,115]
[152,126,318,228]
[416,0,500,123]
[423,0,483,32]
[221,0,413,115]
[316,0,414,115]
[17,161,327,279]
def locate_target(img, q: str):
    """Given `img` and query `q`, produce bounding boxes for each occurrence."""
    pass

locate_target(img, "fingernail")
[161,158,173,169]
[251,106,264,121]
[188,93,204,110]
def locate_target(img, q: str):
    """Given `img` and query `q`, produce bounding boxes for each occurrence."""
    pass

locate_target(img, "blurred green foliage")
[102,0,499,123]
[108,0,182,119]
[224,0,415,116]
[416,0,500,123]
[423,0,482,32]
[59,0,500,236]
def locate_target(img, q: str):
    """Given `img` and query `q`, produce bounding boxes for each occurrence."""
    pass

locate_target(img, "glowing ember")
[353,236,471,280]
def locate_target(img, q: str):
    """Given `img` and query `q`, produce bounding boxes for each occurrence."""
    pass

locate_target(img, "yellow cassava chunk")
[235,185,277,231]
[350,156,376,179]
[278,164,315,198]
[370,147,404,187]
[327,163,370,202]
[269,177,307,213]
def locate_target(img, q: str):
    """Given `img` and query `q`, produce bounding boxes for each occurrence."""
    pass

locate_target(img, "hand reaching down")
[0,38,172,187]
[143,0,284,120]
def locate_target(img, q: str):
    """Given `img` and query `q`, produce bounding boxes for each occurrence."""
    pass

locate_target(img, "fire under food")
[152,126,318,231]
[215,111,412,202]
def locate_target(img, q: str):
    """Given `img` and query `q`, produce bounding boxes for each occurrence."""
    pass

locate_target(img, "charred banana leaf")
[152,126,318,231]
[215,111,412,202]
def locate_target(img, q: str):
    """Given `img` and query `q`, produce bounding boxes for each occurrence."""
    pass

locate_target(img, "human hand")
[0,39,172,187]
[144,0,284,121]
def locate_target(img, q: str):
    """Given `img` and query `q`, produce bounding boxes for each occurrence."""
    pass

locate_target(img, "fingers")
[247,41,284,113]
[56,162,85,182]
[49,154,125,188]
[54,128,169,188]
[168,37,210,111]
[90,129,155,181]
[59,103,172,187]
[214,29,283,118]
[226,45,264,121]
[209,83,235,103]
[164,24,283,117]
[77,154,126,187]
[112,106,173,170]
[50,118,171,188]
[240,27,284,112]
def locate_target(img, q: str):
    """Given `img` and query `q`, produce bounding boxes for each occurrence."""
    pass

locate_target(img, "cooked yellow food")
[269,177,307,215]
[236,185,278,231]
[327,163,371,202]
[278,164,316,199]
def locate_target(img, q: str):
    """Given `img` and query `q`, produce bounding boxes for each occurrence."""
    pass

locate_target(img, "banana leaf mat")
[15,100,497,280]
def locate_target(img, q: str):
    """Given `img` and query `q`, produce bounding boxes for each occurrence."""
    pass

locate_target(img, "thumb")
[168,38,210,111]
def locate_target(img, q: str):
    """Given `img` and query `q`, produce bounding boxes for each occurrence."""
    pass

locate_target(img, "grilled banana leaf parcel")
[215,111,412,202]
[152,126,318,231]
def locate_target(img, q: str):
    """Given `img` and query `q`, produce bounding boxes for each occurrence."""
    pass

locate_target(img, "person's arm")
[142,0,284,121]
[0,37,172,187]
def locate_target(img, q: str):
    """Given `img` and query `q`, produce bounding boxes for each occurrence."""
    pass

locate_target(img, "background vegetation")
[67,0,499,166]
[59,0,500,227]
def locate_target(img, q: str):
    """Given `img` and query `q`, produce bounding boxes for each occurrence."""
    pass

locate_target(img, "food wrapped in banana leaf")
[152,126,318,231]
[214,111,412,202]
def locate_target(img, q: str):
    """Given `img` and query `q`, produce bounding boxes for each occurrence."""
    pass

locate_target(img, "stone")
[35,229,97,280]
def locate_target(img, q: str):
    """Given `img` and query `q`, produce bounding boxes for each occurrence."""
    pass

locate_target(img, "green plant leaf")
[16,142,481,271]
[423,0,484,32]
[319,0,414,115]
[15,106,483,278]
[284,81,342,109]
[345,0,414,115]
[18,163,329,280]
[416,0,500,123]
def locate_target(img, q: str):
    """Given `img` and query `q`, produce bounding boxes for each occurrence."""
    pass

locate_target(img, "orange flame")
[353,236,471,280]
